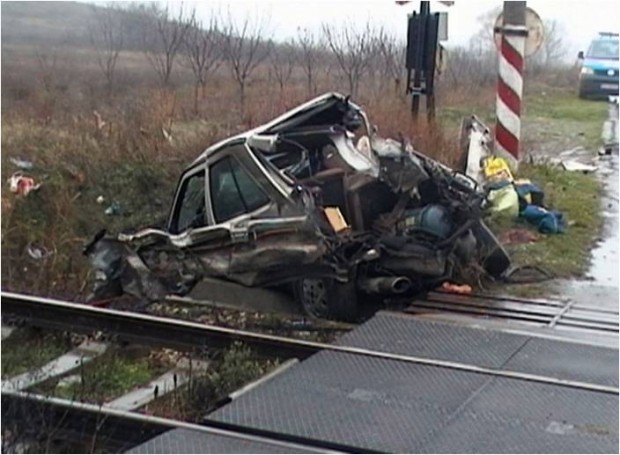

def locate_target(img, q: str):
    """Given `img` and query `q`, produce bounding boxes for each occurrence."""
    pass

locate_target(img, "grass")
[35,348,172,404]
[523,89,609,151]
[1,329,72,379]
[143,342,279,421]
[0,115,207,299]
[481,91,607,297]
[525,89,607,123]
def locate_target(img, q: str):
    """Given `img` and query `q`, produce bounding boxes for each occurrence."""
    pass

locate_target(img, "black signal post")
[406,1,440,123]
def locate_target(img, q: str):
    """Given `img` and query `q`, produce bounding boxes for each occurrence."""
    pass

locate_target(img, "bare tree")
[35,47,59,94]
[142,4,194,88]
[360,26,404,99]
[321,21,376,98]
[222,13,271,113]
[443,7,501,89]
[529,19,567,70]
[469,6,502,52]
[297,28,319,97]
[268,40,296,95]
[90,3,124,98]
[182,16,223,114]
[543,20,568,65]
[377,31,406,87]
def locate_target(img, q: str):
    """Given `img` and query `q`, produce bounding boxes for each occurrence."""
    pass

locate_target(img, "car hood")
[584,57,619,70]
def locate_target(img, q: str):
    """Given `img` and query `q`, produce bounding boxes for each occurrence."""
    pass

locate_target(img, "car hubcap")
[300,278,329,318]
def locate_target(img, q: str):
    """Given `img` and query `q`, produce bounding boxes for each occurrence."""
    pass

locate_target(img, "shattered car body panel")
[85,93,510,320]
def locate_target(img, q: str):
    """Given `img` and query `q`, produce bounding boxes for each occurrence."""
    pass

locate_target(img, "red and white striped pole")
[495,2,528,168]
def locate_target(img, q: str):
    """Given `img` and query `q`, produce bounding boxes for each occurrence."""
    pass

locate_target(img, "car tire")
[295,278,358,322]
[578,84,588,99]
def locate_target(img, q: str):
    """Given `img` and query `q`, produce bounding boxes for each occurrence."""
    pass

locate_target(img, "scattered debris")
[598,146,617,156]
[461,115,492,185]
[96,195,106,205]
[161,127,173,143]
[26,243,53,260]
[57,374,82,387]
[520,205,566,234]
[462,140,566,235]
[104,201,121,216]
[440,282,473,294]
[514,180,566,234]
[9,158,33,170]
[8,172,41,196]
[601,96,619,155]
[486,182,519,218]
[561,160,597,173]
[483,156,514,183]
[93,110,106,131]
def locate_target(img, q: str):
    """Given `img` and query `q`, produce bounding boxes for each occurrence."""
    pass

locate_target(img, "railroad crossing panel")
[207,313,619,453]
[126,428,324,454]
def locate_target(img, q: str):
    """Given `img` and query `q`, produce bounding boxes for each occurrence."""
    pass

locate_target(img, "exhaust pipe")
[359,276,411,295]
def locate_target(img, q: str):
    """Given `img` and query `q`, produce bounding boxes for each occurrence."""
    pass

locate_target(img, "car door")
[199,143,324,286]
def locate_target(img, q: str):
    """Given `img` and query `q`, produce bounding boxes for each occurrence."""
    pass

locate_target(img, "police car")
[578,32,619,99]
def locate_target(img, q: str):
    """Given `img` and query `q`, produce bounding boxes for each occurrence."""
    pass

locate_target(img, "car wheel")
[295,278,358,322]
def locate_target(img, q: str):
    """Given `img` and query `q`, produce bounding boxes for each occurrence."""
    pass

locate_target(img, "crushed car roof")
[191,92,355,167]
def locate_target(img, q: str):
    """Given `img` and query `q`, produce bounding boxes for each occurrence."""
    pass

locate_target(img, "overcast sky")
[96,0,619,59]
[184,0,619,58]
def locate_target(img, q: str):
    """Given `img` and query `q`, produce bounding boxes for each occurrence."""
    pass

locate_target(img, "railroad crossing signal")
[493,2,543,167]
[405,1,448,123]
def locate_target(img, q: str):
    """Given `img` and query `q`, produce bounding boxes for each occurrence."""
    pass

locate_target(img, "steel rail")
[420,292,619,332]
[1,390,369,454]
[428,290,568,307]
[1,291,321,360]
[2,292,618,395]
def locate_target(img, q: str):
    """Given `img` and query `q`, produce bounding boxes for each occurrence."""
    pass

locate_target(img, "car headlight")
[580,67,594,75]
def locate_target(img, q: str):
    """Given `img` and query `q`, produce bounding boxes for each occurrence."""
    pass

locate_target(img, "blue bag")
[520,205,566,234]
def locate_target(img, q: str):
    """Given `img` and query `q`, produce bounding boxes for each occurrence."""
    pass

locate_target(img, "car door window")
[210,156,270,223]
[173,171,206,233]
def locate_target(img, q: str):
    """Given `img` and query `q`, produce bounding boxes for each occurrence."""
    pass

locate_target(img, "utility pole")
[495,1,527,168]
[405,1,440,124]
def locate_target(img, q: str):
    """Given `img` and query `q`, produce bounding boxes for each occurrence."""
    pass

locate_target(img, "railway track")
[3,291,618,453]
[409,291,619,334]
[2,292,617,394]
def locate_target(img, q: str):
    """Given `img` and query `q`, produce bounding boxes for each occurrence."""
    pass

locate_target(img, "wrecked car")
[84,93,510,321]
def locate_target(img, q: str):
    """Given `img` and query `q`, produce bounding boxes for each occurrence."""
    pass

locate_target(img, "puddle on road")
[551,153,619,306]
[586,154,619,287]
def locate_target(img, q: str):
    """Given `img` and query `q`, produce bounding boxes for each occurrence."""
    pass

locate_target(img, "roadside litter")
[440,282,472,294]
[484,160,566,235]
[9,157,33,170]
[460,119,566,235]
[561,160,597,173]
[104,201,122,216]
[8,172,41,197]
[26,243,53,260]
